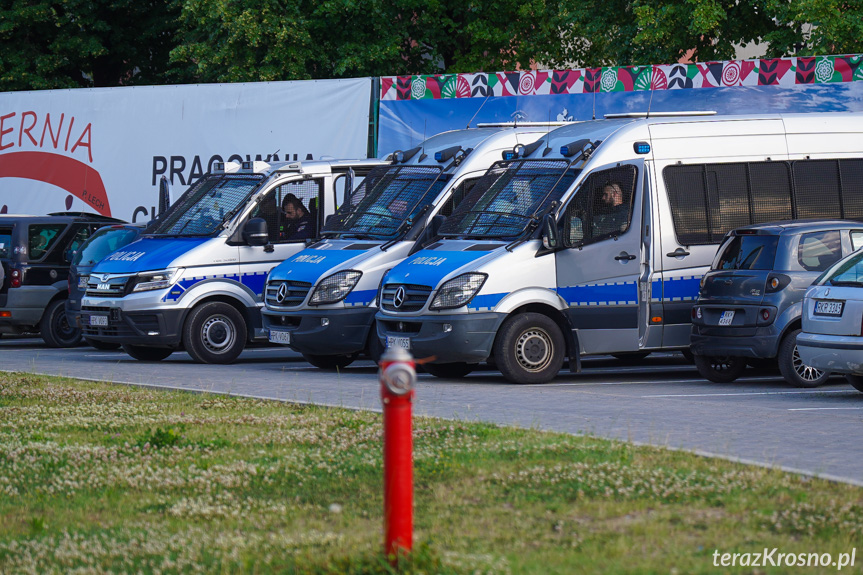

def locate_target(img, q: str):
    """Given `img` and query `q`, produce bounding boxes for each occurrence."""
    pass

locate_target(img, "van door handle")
[614,252,636,261]
[666,248,690,258]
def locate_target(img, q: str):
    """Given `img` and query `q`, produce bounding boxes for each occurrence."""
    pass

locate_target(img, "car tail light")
[766,273,790,293]
[761,308,770,321]
[10,269,21,288]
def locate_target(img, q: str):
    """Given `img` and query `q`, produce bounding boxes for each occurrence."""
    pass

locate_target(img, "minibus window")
[323,165,445,240]
[150,174,264,236]
[438,160,575,239]
[27,224,65,261]
[251,179,323,243]
[562,165,637,248]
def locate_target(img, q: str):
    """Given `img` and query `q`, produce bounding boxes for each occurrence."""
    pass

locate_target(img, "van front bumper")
[376,312,504,364]
[80,305,185,347]
[262,307,376,355]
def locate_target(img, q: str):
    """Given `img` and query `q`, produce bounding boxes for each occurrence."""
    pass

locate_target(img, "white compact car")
[797,249,863,392]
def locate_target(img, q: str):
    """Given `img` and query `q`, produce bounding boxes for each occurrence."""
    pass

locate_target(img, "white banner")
[0,78,372,222]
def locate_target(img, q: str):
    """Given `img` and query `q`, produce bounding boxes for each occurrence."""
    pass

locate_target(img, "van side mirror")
[242,218,269,246]
[541,213,560,250]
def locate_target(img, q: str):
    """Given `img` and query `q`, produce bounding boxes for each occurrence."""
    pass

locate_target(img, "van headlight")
[310,270,362,305]
[131,268,182,292]
[430,273,487,310]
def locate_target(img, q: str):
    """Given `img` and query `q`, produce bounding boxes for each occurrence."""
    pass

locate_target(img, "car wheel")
[777,329,830,388]
[423,362,476,378]
[693,354,746,383]
[845,374,863,393]
[40,299,82,348]
[84,338,122,351]
[183,302,247,364]
[303,353,357,370]
[121,344,174,361]
[493,313,565,384]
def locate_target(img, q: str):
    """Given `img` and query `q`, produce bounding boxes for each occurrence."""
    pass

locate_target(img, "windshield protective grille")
[150,175,264,236]
[439,160,575,238]
[322,165,444,239]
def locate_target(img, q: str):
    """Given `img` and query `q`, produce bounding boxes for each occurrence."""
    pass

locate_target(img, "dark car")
[66,223,144,349]
[690,220,863,386]
[0,212,123,346]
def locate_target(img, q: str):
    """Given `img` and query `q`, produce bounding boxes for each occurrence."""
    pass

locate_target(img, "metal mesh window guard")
[439,160,576,238]
[322,165,444,239]
[151,175,264,236]
[562,165,638,248]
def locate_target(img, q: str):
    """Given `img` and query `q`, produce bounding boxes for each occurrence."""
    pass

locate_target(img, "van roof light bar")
[604,111,717,119]
[476,121,576,128]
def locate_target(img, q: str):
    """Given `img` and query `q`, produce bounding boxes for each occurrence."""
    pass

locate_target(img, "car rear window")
[0,228,11,259]
[713,235,779,270]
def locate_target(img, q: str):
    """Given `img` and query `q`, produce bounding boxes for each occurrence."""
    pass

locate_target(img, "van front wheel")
[183,302,247,364]
[493,313,565,384]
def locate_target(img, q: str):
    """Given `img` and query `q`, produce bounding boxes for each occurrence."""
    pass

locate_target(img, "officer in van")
[279,193,315,240]
[593,181,629,236]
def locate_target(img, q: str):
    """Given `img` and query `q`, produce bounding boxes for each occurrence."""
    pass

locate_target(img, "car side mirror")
[242,218,269,246]
[542,213,560,250]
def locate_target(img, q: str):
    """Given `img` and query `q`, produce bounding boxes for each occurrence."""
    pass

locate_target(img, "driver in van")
[280,193,314,241]
[593,181,629,236]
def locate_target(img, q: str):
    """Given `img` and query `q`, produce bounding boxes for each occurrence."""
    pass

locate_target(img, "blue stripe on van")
[162,271,268,302]
[467,292,507,311]
[344,289,377,307]
[557,282,638,306]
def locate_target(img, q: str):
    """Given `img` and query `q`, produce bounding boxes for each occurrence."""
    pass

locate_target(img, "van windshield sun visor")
[148,174,265,236]
[322,165,447,240]
[438,159,579,239]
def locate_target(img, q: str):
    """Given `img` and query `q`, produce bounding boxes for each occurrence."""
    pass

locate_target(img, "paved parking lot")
[2,336,862,485]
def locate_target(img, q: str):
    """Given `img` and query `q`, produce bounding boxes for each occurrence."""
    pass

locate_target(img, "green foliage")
[136,425,185,449]
[0,0,181,90]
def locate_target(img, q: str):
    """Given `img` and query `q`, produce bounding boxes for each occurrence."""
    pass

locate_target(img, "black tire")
[423,362,476,379]
[777,328,830,388]
[845,374,863,393]
[611,352,650,362]
[493,313,565,384]
[693,354,747,383]
[366,322,385,363]
[40,299,82,348]
[303,353,357,370]
[122,344,174,361]
[84,338,121,351]
[183,301,247,364]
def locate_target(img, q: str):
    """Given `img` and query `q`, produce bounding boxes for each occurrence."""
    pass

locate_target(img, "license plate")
[78,276,88,289]
[88,315,108,327]
[814,300,844,316]
[387,336,411,350]
[268,329,291,344]
[718,310,735,326]
[97,283,111,291]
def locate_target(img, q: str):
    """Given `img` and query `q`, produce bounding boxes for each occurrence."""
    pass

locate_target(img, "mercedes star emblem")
[393,286,406,309]
[276,283,289,304]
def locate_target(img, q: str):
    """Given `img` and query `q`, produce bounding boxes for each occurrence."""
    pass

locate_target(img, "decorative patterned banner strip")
[380,54,863,100]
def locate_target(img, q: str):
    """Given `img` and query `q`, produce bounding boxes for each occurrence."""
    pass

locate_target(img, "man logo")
[393,286,406,309]
[276,283,289,304]
[101,274,110,282]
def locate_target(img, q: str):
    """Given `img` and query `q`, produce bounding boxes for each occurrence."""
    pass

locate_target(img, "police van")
[376,112,863,383]
[80,158,386,363]
[262,126,555,368]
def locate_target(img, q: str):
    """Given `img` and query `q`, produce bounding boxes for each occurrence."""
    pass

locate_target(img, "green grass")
[0,371,862,573]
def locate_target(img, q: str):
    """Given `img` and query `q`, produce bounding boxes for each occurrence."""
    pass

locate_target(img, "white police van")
[376,112,863,383]
[262,126,555,368]
[80,158,386,363]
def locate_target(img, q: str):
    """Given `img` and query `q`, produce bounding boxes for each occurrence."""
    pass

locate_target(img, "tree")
[0,0,181,91]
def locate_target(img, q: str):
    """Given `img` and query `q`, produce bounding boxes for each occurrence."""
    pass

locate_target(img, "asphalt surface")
[2,336,863,485]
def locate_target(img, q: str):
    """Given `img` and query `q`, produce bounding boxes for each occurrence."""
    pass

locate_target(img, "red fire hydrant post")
[379,346,416,560]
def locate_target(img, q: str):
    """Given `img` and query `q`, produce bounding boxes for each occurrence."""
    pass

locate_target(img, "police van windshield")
[73,227,140,266]
[439,160,578,239]
[149,174,265,236]
[322,165,447,240]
